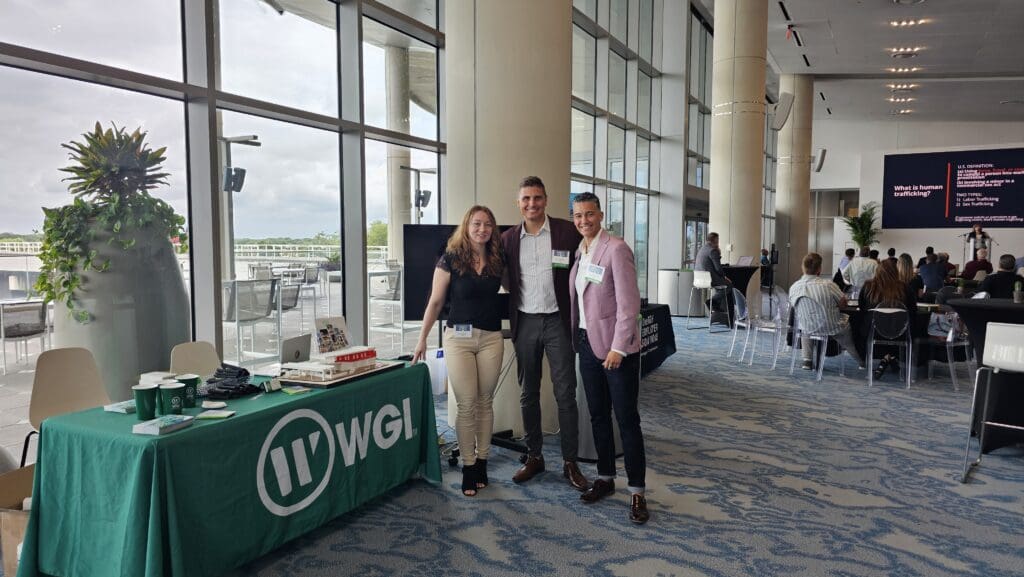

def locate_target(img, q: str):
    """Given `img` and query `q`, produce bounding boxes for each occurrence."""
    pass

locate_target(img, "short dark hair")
[999,254,1016,271]
[802,253,823,274]
[707,232,720,242]
[869,249,880,260]
[887,248,896,257]
[845,248,855,257]
[518,176,546,194]
[572,192,601,211]
[925,246,934,255]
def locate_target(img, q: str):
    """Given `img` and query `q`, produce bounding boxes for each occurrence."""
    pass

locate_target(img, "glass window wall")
[363,17,438,140]
[572,25,597,104]
[219,0,338,116]
[571,109,595,177]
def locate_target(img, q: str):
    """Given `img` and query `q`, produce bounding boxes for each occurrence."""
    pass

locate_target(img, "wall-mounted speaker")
[813,148,827,172]
[770,92,794,130]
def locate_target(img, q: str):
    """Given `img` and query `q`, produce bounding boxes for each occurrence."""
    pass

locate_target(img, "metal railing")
[0,241,42,255]
[0,241,390,265]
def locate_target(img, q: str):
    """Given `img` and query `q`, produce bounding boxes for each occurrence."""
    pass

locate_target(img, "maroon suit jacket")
[569,231,641,359]
[501,216,582,341]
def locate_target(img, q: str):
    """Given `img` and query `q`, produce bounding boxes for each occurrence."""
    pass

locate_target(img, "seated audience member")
[978,254,1024,299]
[695,232,731,313]
[886,248,898,265]
[897,253,924,298]
[917,246,935,269]
[838,248,856,272]
[961,248,993,280]
[938,252,957,278]
[790,253,864,371]
[859,260,917,380]
[869,249,880,261]
[843,246,878,289]
[918,254,947,295]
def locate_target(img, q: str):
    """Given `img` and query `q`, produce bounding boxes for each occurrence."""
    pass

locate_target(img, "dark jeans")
[577,329,646,489]
[514,313,579,461]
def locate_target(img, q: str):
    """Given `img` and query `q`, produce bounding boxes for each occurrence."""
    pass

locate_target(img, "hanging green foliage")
[36,122,188,322]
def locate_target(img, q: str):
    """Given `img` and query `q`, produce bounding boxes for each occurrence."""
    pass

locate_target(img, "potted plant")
[840,202,882,249]
[36,123,191,401]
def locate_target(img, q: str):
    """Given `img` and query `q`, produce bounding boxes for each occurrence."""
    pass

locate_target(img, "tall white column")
[708,0,768,263]
[386,46,411,262]
[445,0,571,225]
[775,74,814,286]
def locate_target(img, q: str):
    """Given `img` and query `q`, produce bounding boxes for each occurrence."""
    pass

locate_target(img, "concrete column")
[445,0,571,225]
[444,0,571,436]
[707,0,767,263]
[775,74,813,286]
[385,46,412,262]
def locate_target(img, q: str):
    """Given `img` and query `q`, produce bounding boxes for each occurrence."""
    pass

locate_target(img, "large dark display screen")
[402,224,510,321]
[882,147,1024,229]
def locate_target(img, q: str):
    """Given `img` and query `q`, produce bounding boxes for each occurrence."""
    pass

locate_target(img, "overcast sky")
[0,0,438,239]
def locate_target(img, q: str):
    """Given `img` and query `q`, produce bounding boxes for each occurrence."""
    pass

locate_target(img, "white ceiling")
[761,0,1024,121]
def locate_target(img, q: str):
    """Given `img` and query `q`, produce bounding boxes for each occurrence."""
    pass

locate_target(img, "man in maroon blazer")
[501,176,588,491]
[569,192,649,524]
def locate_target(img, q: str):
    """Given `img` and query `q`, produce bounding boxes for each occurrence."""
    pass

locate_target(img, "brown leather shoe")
[629,494,650,524]
[512,455,545,484]
[563,461,589,491]
[580,478,615,503]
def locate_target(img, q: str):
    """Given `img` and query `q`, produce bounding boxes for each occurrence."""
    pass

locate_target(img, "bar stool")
[961,322,1024,483]
[686,270,730,332]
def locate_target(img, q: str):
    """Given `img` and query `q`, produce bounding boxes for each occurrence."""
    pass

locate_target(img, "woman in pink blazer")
[568,192,648,524]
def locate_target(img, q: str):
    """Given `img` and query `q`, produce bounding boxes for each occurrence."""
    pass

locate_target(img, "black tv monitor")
[402,224,511,322]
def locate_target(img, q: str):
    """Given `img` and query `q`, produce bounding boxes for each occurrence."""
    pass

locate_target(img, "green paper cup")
[159,383,186,415]
[176,374,200,408]
[132,384,159,421]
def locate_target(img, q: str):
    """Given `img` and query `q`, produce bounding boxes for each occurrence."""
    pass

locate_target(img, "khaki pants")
[444,327,504,465]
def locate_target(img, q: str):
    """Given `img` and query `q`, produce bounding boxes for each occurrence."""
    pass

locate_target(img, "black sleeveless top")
[437,252,503,332]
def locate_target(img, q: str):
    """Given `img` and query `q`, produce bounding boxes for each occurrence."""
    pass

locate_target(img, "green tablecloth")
[18,363,441,577]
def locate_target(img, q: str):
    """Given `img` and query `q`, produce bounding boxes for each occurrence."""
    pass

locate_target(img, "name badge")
[552,250,571,269]
[584,263,606,284]
[453,324,473,338]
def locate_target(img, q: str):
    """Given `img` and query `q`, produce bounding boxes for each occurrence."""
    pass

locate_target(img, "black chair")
[1,300,48,375]
[866,307,912,389]
[223,279,280,366]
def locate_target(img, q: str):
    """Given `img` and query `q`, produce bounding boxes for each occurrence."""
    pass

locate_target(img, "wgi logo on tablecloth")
[257,399,415,516]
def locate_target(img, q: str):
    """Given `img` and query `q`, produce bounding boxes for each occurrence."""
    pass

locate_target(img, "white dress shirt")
[518,216,559,314]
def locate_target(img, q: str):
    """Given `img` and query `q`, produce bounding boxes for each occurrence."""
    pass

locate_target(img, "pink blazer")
[569,231,641,359]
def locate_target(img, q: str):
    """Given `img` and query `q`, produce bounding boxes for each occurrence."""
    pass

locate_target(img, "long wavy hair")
[897,253,915,284]
[445,205,504,276]
[864,259,905,306]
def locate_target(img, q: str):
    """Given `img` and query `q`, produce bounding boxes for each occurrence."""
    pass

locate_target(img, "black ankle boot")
[873,357,889,380]
[475,459,488,489]
[461,462,478,496]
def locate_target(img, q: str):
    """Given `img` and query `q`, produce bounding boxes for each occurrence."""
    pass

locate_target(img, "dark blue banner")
[882,148,1024,229]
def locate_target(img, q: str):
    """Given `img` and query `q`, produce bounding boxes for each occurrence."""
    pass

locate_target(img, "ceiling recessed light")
[889,109,914,115]
[887,97,915,103]
[889,46,923,58]
[887,83,918,90]
[889,19,928,27]
[888,67,921,73]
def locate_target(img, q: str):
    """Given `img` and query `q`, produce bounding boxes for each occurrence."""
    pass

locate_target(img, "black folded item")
[199,363,259,399]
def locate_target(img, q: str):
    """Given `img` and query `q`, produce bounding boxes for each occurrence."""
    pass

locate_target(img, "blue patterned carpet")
[231,319,1023,577]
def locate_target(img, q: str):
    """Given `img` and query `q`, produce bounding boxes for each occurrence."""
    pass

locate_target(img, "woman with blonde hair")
[859,259,917,380]
[413,205,505,496]
[897,252,924,298]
